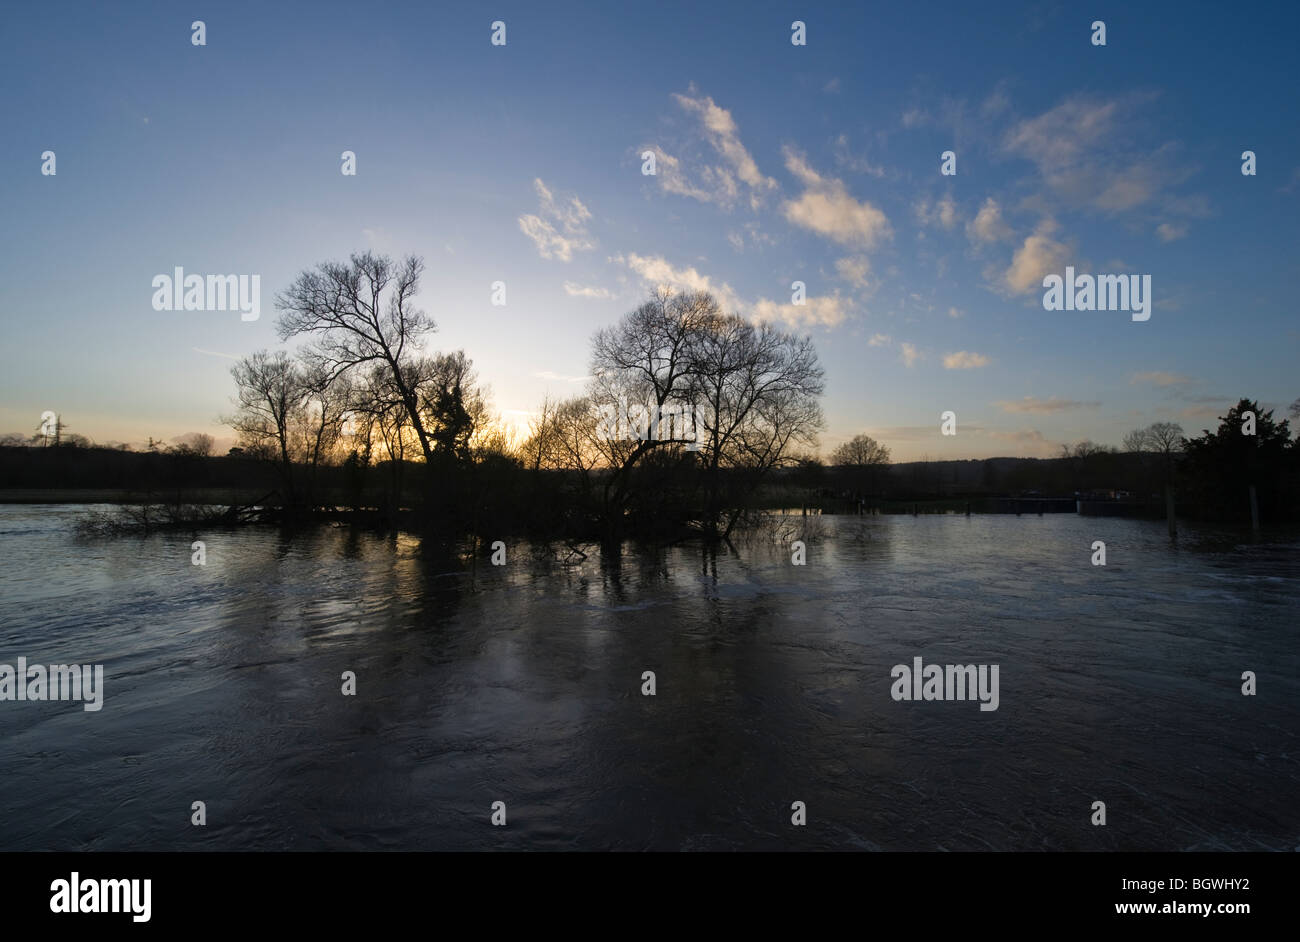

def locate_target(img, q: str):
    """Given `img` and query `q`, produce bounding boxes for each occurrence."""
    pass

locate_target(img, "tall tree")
[831,434,891,468]
[1183,399,1292,522]
[225,350,305,502]
[587,289,824,541]
[831,433,891,500]
[276,252,439,464]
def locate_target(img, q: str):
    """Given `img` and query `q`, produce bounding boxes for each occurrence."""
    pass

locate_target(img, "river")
[1,505,1296,850]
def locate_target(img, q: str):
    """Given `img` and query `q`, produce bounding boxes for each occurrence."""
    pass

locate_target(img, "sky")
[1,0,1297,461]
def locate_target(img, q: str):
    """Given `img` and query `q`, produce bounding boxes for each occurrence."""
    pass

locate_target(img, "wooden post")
[1249,485,1260,531]
[1165,484,1176,537]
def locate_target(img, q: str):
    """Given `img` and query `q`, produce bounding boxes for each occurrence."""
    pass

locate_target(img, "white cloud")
[937,196,958,229]
[915,195,958,230]
[752,295,849,329]
[612,253,742,312]
[943,351,991,369]
[868,333,891,347]
[1156,222,1188,242]
[781,147,892,249]
[518,178,595,261]
[563,282,613,299]
[650,147,741,206]
[669,92,777,209]
[900,342,921,367]
[967,197,1012,244]
[1003,221,1068,295]
[948,306,963,319]
[615,252,846,329]
[835,255,871,289]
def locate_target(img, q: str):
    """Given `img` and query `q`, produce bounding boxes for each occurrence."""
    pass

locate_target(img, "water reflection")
[0,507,1296,850]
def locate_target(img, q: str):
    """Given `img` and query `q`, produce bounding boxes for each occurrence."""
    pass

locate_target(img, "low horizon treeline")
[3,251,1297,536]
[4,396,1297,529]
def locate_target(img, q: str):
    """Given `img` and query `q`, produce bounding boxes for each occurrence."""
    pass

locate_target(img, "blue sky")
[2,0,1297,460]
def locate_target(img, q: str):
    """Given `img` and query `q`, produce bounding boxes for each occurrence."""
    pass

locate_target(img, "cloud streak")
[995,396,1100,414]
[518,178,595,261]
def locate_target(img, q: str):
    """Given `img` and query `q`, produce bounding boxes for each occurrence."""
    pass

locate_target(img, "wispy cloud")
[193,347,239,360]
[532,371,590,384]
[1002,219,1068,295]
[984,427,1056,457]
[612,253,741,312]
[1002,93,1200,219]
[752,294,849,329]
[563,281,613,299]
[833,133,885,177]
[915,194,958,230]
[518,178,595,261]
[900,342,921,368]
[1131,370,1191,387]
[966,197,1012,244]
[781,147,892,249]
[615,252,845,329]
[995,396,1099,414]
[834,255,871,289]
[943,351,991,369]
[650,147,741,207]
[1155,222,1188,242]
[661,91,777,210]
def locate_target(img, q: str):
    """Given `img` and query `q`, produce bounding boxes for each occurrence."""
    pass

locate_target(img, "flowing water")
[0,505,1296,851]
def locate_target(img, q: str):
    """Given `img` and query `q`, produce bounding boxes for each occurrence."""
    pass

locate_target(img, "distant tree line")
[3,252,1295,533]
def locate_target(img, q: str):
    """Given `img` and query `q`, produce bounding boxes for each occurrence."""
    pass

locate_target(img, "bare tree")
[172,432,215,457]
[276,252,439,464]
[1122,428,1149,453]
[831,433,891,500]
[590,289,714,461]
[1124,421,1185,465]
[294,363,355,504]
[521,394,562,473]
[831,435,890,467]
[1070,440,1111,458]
[225,350,306,502]
[586,289,825,540]
[1145,422,1186,457]
[687,311,825,537]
